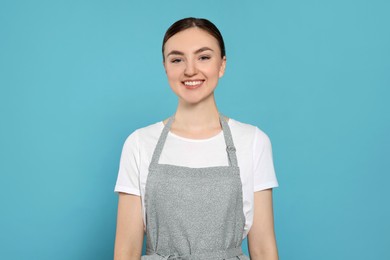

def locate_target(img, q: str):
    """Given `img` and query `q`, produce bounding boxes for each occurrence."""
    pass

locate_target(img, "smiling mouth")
[182,80,204,89]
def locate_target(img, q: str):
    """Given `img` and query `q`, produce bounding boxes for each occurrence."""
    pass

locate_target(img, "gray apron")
[142,114,249,260]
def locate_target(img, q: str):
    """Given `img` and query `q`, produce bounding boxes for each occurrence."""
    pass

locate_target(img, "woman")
[114,17,279,260]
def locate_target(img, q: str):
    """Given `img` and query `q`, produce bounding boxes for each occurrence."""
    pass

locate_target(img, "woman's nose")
[184,61,197,76]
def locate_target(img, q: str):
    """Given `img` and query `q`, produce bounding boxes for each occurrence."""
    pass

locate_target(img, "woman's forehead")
[164,28,220,54]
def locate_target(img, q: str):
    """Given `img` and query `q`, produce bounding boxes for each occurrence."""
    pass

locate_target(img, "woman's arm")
[247,189,278,260]
[114,193,144,260]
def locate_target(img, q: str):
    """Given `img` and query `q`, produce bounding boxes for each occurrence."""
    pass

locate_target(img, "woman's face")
[163,27,226,105]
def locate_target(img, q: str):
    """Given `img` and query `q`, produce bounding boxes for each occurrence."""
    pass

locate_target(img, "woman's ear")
[219,56,227,78]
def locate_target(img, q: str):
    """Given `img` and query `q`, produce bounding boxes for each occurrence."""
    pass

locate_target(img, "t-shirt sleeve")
[114,130,141,196]
[253,127,279,191]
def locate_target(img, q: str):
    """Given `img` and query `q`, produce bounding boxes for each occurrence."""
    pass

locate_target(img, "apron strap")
[149,116,174,167]
[219,113,238,167]
[149,113,238,168]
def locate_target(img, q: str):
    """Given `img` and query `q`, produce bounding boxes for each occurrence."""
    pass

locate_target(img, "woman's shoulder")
[229,117,270,141]
[136,121,164,135]
[123,120,164,147]
[229,118,273,168]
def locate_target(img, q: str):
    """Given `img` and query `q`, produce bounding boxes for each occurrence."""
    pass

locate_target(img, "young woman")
[114,17,279,260]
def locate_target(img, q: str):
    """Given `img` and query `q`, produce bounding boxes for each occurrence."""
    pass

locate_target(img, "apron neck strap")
[150,113,238,167]
[150,116,174,167]
[219,113,238,167]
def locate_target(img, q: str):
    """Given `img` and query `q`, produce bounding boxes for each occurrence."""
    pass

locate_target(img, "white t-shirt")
[114,118,278,238]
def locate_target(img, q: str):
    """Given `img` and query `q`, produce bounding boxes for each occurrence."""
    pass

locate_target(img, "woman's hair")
[162,17,226,61]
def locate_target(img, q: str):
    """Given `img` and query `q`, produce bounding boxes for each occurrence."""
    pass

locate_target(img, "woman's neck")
[171,95,222,139]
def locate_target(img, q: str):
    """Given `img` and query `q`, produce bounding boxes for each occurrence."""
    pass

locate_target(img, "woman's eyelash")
[170,56,210,63]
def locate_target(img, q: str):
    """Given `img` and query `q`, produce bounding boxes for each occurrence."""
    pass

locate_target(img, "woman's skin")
[114,194,144,259]
[114,27,278,260]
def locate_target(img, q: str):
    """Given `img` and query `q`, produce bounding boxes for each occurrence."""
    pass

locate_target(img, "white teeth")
[184,81,202,86]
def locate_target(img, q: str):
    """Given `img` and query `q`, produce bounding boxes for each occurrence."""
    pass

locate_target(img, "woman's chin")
[178,93,215,106]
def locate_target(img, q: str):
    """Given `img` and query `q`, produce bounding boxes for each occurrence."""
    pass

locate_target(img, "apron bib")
[142,114,249,260]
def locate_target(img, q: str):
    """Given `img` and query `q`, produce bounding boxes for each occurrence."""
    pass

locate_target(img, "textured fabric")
[141,247,249,259]
[142,114,249,259]
[114,118,278,238]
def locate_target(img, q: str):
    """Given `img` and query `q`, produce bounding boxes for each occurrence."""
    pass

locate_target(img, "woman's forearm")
[114,193,144,260]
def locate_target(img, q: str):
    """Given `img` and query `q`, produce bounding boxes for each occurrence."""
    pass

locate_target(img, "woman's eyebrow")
[166,47,214,57]
[194,47,214,54]
[166,50,184,57]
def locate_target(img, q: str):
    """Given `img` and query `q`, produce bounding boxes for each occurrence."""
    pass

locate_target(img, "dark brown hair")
[162,17,226,61]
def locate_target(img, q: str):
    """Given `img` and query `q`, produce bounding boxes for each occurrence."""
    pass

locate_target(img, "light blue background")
[1,0,389,259]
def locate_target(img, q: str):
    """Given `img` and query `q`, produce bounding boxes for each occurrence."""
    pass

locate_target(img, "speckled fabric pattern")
[142,114,249,260]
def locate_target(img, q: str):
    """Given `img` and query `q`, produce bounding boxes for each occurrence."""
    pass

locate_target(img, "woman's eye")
[199,56,210,61]
[171,58,182,63]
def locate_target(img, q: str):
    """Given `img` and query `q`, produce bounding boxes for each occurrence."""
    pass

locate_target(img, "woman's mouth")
[182,80,204,89]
